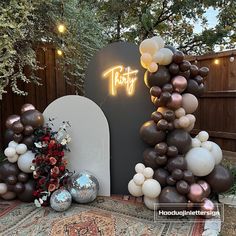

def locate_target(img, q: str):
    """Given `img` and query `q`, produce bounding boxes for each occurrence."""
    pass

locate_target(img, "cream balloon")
[4,147,16,157]
[16,144,27,155]
[153,51,164,64]
[201,141,213,151]
[133,173,145,186]
[158,48,173,65]
[1,191,16,200]
[139,39,158,55]
[148,62,158,73]
[185,147,215,176]
[152,36,165,49]
[142,179,161,198]
[198,131,209,142]
[179,116,190,128]
[8,154,19,163]
[185,122,195,132]
[140,59,148,69]
[128,179,143,197]
[175,107,186,118]
[182,93,198,114]
[208,141,223,165]
[141,53,152,65]
[143,167,154,179]
[0,183,8,195]
[8,141,18,148]
[185,114,196,124]
[191,138,201,148]
[135,163,145,173]
[144,196,160,210]
[17,151,35,173]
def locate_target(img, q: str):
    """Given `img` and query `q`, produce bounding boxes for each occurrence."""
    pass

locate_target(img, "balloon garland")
[128,36,234,212]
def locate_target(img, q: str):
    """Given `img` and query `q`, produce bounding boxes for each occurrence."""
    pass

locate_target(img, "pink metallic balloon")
[200,198,215,219]
[197,180,211,198]
[171,76,187,93]
[187,183,204,203]
[167,93,183,110]
[5,115,20,129]
[21,104,36,114]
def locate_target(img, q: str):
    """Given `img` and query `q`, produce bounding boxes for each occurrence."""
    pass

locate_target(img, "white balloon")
[208,141,223,165]
[4,147,16,157]
[0,183,8,195]
[135,163,145,173]
[198,131,209,142]
[152,36,165,49]
[158,48,173,65]
[148,62,158,73]
[153,51,164,64]
[128,180,143,197]
[179,116,190,128]
[133,173,145,186]
[8,141,18,148]
[142,179,161,198]
[1,191,16,200]
[144,196,160,210]
[17,151,35,173]
[185,147,215,176]
[139,39,158,55]
[185,114,196,124]
[201,141,213,151]
[8,154,19,163]
[175,108,186,118]
[16,144,27,155]
[143,167,154,179]
[141,53,152,65]
[191,138,201,148]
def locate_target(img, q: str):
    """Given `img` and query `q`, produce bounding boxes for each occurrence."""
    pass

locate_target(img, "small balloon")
[167,93,183,110]
[187,183,204,203]
[150,86,162,97]
[5,115,20,129]
[190,65,199,77]
[155,155,168,166]
[143,149,158,169]
[171,76,187,93]
[167,156,187,172]
[176,180,190,195]
[148,62,158,73]
[17,179,35,202]
[179,60,191,72]
[197,180,211,198]
[151,111,163,123]
[23,125,34,136]
[155,142,168,156]
[162,83,173,93]
[139,38,158,55]
[199,67,209,77]
[200,198,215,218]
[154,168,169,187]
[172,51,184,64]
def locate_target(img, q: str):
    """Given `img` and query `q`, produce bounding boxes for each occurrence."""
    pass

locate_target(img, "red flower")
[48,184,56,192]
[39,177,46,185]
[59,166,65,172]
[48,140,56,149]
[51,166,59,174]
[49,157,57,165]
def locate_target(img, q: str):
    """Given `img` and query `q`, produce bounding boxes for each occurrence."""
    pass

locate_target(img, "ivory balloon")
[144,196,159,210]
[198,131,209,142]
[201,141,213,151]
[158,48,173,65]
[175,107,186,118]
[16,144,27,155]
[152,36,165,49]
[1,191,16,200]
[179,116,190,128]
[148,62,158,73]
[133,173,145,186]
[8,141,18,148]
[185,147,215,176]
[135,163,145,173]
[17,151,35,173]
[208,141,222,165]
[0,183,7,195]
[191,138,201,148]
[182,93,198,114]
[185,122,195,132]
[4,147,16,157]
[185,114,196,124]
[153,51,164,64]
[143,167,154,179]
[128,180,143,197]
[8,154,19,163]
[142,179,161,198]
[141,53,152,65]
[139,39,158,55]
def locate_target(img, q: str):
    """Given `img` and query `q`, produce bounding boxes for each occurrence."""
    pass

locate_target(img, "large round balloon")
[207,141,223,165]
[166,129,191,154]
[144,66,171,88]
[185,147,215,176]
[16,179,35,202]
[140,120,166,146]
[205,165,234,193]
[0,161,20,180]
[159,186,187,210]
[17,151,35,173]
[182,93,198,114]
[20,110,44,128]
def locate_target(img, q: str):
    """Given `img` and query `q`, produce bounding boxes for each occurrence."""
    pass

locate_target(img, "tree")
[0,0,105,96]
[88,0,236,54]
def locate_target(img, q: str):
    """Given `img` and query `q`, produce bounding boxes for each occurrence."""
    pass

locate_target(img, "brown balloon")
[205,165,234,193]
[166,175,176,186]
[167,122,174,131]
[21,103,36,114]
[156,155,168,166]
[167,156,187,172]
[144,66,171,88]
[20,110,44,128]
[183,170,195,184]
[172,168,184,180]
[0,162,20,179]
[186,79,203,97]
[154,168,169,187]
[173,51,185,64]
[140,120,166,146]
[176,180,190,195]
[193,75,204,84]
[14,182,25,193]
[4,129,14,145]
[143,148,158,169]
[5,115,20,129]
[166,129,191,154]
[169,63,180,75]
[12,121,24,134]
[157,119,168,131]
[198,83,205,96]
[162,83,173,93]
[6,184,15,192]
[163,110,175,122]
[160,92,172,104]
[199,67,209,77]
[190,65,199,77]
[22,135,35,148]
[24,125,34,136]
[179,60,191,72]
[151,111,163,123]
[159,186,187,210]
[178,70,191,80]
[6,175,18,185]
[18,172,29,183]
[13,133,23,143]
[167,146,178,157]
[150,86,162,97]
[155,142,168,155]
[16,179,35,202]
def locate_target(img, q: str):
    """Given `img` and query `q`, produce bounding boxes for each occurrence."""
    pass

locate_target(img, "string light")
[230,56,235,62]
[57,49,63,56]
[57,23,66,33]
[214,59,219,65]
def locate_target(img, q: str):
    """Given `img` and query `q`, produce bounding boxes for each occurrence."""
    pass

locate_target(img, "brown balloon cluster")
[5,104,44,148]
[0,161,35,202]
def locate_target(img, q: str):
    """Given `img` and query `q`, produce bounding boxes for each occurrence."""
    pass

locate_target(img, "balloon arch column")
[128,36,233,212]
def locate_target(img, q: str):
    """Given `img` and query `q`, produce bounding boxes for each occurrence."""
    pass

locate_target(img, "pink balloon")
[21,104,36,114]
[5,115,20,129]
[187,183,204,203]
[197,180,211,198]
[200,198,215,218]
[167,93,182,110]
[171,76,187,93]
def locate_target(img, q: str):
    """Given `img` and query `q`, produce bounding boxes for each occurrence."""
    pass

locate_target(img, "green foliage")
[0,0,105,96]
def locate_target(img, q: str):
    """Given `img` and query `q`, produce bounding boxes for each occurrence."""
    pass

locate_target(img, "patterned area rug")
[0,196,204,236]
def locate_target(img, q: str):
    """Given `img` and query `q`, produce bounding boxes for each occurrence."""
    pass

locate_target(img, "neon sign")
[103,65,138,96]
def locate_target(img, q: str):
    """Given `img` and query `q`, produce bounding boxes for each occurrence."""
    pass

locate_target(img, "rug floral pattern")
[0,197,203,236]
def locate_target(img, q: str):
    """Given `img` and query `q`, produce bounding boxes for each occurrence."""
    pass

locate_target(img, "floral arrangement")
[32,120,71,207]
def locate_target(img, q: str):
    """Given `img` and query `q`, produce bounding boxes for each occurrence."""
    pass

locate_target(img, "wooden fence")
[0,44,236,152]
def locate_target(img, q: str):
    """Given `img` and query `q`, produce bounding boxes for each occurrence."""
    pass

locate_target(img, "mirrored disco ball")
[67,170,99,204]
[50,189,72,212]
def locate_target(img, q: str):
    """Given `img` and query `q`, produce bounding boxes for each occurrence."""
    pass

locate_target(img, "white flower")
[30,165,36,171]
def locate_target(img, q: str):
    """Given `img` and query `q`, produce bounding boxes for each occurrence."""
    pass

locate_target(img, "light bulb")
[230,56,234,62]
[214,59,219,65]
[57,24,66,33]
[57,49,63,56]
